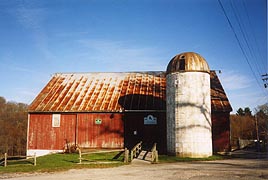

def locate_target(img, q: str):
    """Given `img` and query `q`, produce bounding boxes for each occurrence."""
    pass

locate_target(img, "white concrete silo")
[166,52,212,158]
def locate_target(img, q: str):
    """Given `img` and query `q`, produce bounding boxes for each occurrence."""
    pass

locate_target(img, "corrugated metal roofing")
[210,71,232,112]
[29,72,166,112]
[166,52,210,74]
[29,71,232,113]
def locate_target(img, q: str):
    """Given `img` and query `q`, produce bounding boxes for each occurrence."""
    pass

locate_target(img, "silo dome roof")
[166,52,210,74]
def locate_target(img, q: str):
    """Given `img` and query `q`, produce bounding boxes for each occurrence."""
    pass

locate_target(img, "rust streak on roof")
[29,71,231,113]
[210,71,232,112]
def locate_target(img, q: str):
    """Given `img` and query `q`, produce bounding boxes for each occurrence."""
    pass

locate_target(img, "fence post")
[124,148,129,163]
[130,150,133,162]
[151,150,155,162]
[155,150,158,163]
[4,153,7,167]
[34,153,36,166]
[79,149,82,164]
[151,143,158,163]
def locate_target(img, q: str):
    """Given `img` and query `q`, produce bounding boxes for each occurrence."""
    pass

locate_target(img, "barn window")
[179,59,185,70]
[52,114,61,127]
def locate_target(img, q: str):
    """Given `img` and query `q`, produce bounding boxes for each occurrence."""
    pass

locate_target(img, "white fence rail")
[0,153,36,167]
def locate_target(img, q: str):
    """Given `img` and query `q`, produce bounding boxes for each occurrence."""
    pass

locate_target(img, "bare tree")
[0,96,28,156]
[231,105,268,151]
[255,104,268,146]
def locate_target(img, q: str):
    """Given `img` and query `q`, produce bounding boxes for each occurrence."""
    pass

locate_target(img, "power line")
[266,0,268,73]
[230,0,264,76]
[218,0,265,92]
[242,0,267,72]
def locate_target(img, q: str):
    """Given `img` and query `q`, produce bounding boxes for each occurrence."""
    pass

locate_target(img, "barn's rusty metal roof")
[29,72,166,112]
[210,71,232,112]
[29,71,232,113]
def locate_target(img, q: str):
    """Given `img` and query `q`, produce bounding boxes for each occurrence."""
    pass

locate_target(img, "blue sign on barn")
[144,115,157,125]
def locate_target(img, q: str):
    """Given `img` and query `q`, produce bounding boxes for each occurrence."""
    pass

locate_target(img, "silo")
[166,52,212,158]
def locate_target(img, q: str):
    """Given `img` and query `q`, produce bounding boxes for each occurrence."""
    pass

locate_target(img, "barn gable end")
[27,71,231,156]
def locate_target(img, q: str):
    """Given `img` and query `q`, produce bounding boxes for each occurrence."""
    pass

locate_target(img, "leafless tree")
[0,96,28,156]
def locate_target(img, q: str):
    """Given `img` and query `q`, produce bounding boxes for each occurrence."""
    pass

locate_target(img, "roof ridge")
[53,71,166,75]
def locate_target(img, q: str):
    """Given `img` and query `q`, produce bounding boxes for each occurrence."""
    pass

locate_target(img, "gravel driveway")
[2,151,268,180]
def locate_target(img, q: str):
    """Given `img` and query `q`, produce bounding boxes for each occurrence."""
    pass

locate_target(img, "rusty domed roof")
[166,52,210,74]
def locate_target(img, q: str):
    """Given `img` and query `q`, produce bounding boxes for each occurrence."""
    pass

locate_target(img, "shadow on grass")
[158,154,226,163]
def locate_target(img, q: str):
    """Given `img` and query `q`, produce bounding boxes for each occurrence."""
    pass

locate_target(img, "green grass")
[0,152,227,174]
[0,152,125,174]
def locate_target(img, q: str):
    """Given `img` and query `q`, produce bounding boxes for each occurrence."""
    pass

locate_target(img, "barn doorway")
[124,112,166,154]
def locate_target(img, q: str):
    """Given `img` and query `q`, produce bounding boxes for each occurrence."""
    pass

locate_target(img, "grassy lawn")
[0,152,226,174]
[0,152,125,174]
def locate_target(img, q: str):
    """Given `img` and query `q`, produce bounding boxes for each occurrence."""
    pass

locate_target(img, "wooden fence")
[0,153,36,167]
[78,148,129,164]
[130,141,158,163]
[130,141,142,161]
[151,143,158,163]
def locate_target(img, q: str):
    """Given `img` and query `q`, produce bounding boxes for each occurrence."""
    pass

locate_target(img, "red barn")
[210,71,233,152]
[27,71,231,156]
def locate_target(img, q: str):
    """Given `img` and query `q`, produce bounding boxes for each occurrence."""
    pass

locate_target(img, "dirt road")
[2,151,268,180]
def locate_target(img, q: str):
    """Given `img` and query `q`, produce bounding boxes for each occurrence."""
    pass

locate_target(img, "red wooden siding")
[28,114,76,150]
[212,112,231,152]
[77,113,124,148]
[28,113,124,150]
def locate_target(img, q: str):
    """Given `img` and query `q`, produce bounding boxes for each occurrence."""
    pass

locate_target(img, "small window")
[52,114,61,127]
[179,59,185,70]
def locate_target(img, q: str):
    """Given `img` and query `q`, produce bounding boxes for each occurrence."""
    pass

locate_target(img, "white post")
[124,148,129,163]
[130,150,133,162]
[4,153,7,167]
[34,153,36,166]
[79,149,82,164]
[155,150,158,163]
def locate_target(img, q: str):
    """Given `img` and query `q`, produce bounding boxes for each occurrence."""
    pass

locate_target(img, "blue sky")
[0,0,267,113]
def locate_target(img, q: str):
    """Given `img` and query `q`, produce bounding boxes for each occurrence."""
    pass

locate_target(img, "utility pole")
[255,114,259,142]
[262,74,268,88]
[255,114,260,152]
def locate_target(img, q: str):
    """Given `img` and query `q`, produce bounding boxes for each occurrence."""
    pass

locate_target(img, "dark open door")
[124,112,166,154]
